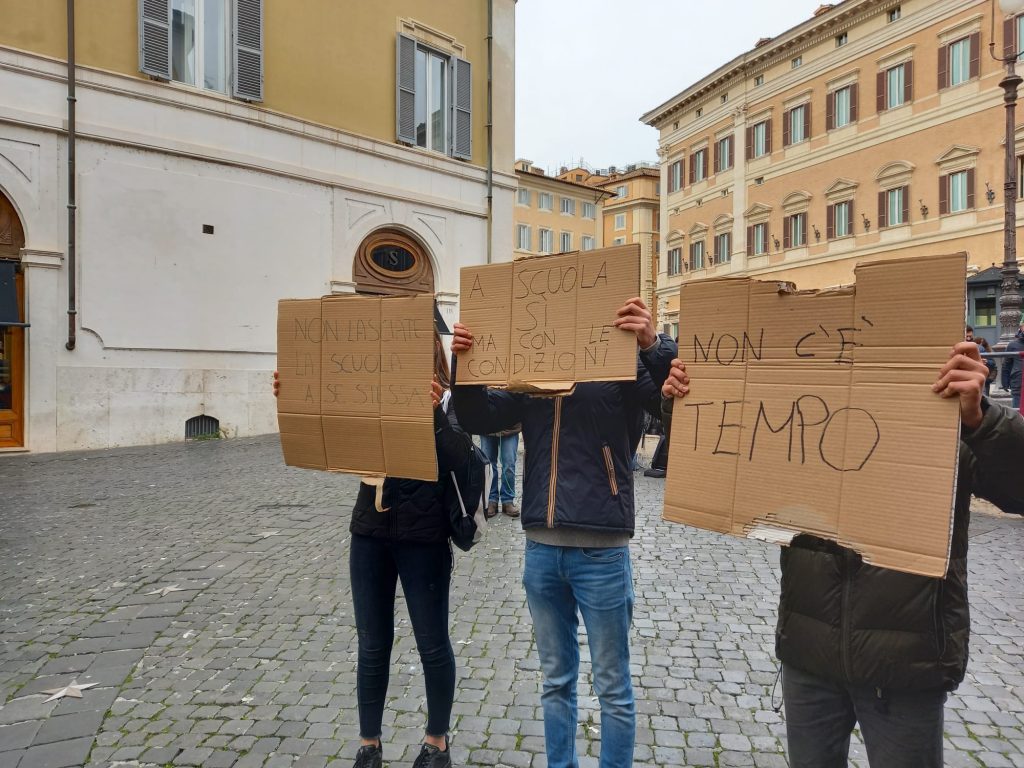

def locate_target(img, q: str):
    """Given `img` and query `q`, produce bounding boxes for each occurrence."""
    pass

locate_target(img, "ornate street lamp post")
[990,0,1024,346]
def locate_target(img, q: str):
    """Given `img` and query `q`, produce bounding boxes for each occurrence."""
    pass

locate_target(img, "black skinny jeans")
[349,533,455,739]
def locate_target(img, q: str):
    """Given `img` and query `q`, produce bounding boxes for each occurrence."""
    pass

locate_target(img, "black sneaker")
[412,739,452,768]
[353,743,382,768]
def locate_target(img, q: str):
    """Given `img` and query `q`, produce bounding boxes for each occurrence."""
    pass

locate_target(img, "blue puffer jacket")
[452,336,676,535]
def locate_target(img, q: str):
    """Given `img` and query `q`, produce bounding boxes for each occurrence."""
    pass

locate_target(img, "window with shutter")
[396,34,471,160]
[878,190,888,229]
[139,0,172,79]
[232,0,263,101]
[142,0,251,98]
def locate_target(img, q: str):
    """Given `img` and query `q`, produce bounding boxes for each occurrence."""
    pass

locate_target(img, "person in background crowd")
[451,297,676,768]
[480,426,520,518]
[661,342,1024,767]
[1001,320,1024,409]
[976,336,996,398]
[273,326,470,768]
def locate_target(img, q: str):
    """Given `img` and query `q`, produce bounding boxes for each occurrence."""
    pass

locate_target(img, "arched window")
[353,229,435,296]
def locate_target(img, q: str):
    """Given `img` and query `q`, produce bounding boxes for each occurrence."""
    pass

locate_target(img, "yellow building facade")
[513,160,607,259]
[644,0,1019,339]
[0,0,515,451]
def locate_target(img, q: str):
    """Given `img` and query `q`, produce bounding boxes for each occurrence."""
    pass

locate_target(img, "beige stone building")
[644,0,1020,341]
[513,159,607,258]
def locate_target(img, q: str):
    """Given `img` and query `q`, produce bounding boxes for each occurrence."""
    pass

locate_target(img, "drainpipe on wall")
[65,0,77,350]
[485,0,494,263]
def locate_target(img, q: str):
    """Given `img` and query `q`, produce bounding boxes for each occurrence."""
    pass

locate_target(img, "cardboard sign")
[663,253,967,577]
[457,244,641,392]
[276,294,437,481]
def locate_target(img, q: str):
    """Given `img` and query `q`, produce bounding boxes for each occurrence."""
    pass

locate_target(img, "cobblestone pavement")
[0,435,1022,768]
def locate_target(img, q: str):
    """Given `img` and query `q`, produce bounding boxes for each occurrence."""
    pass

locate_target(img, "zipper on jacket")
[546,399,562,528]
[601,445,619,496]
[840,550,853,683]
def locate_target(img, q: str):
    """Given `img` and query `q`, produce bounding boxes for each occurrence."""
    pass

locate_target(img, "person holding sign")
[273,328,470,768]
[451,297,675,768]
[662,342,1024,768]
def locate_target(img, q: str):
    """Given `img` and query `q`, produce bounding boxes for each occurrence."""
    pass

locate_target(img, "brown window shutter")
[967,168,976,208]
[826,204,835,240]
[878,191,887,229]
[714,141,720,174]
[728,135,734,169]
[901,185,910,223]
[746,126,754,160]
[904,60,914,102]
[747,226,753,256]
[804,103,811,139]
[680,159,685,189]
[689,154,696,184]
[847,200,854,232]
[765,119,773,153]
[939,174,949,215]
[783,109,791,146]
[850,83,858,122]
[876,70,886,112]
[1006,16,1017,59]
[969,32,981,79]
[783,216,792,249]
[938,44,948,89]
[826,91,835,130]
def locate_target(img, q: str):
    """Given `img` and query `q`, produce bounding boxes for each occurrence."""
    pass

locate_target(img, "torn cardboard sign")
[276,294,437,481]
[663,253,967,577]
[457,244,641,392]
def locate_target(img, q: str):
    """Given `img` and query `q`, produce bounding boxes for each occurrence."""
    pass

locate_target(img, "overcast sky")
[515,0,823,172]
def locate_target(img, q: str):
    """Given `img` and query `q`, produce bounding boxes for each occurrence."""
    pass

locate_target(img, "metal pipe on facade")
[485,0,494,263]
[65,0,77,350]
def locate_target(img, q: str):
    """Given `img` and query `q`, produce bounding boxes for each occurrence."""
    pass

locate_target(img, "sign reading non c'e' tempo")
[663,253,967,578]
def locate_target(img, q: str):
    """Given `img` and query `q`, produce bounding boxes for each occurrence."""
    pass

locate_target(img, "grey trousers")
[782,663,946,768]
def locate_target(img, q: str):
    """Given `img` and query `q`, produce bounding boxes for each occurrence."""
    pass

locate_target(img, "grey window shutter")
[396,34,417,145]
[232,0,264,101]
[138,0,171,79]
[452,56,472,160]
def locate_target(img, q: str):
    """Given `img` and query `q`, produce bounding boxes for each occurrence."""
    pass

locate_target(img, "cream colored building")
[0,0,515,451]
[513,159,608,258]
[644,0,1019,339]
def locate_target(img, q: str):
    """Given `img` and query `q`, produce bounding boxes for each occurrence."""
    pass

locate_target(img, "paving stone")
[0,722,40,753]
[18,737,93,768]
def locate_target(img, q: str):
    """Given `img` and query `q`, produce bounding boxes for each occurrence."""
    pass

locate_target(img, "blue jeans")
[480,433,518,504]
[350,534,455,739]
[522,541,635,768]
[783,663,945,767]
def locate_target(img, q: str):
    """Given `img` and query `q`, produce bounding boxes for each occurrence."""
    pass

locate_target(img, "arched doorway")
[353,228,435,296]
[0,191,25,448]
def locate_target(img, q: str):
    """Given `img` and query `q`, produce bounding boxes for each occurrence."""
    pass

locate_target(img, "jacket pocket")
[601,445,619,496]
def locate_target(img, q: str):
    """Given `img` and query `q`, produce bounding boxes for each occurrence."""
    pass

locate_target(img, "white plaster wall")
[0,49,517,453]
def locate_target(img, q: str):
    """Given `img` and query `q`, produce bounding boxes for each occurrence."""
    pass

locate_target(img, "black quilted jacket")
[349,401,473,544]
